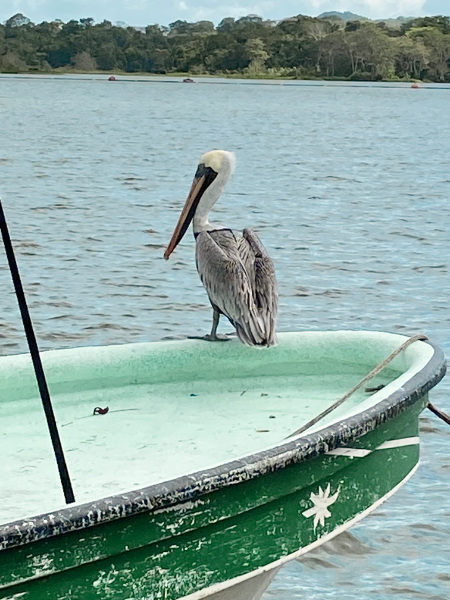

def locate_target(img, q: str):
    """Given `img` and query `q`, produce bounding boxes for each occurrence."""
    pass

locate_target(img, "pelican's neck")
[193,186,220,232]
[193,155,234,233]
[193,214,217,233]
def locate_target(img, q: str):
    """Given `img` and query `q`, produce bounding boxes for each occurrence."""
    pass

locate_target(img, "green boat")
[0,330,446,600]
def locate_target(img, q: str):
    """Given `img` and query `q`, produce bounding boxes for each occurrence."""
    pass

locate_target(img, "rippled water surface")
[0,75,449,599]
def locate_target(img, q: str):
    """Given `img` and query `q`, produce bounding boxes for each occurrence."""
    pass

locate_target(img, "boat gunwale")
[0,337,446,552]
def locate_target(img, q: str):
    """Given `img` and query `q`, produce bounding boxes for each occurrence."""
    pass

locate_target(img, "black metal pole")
[0,197,75,504]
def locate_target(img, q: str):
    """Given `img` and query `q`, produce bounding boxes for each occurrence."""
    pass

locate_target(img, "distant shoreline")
[1,16,449,84]
[0,70,430,84]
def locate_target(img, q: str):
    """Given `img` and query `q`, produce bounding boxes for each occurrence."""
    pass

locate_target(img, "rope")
[286,333,430,439]
[427,402,450,426]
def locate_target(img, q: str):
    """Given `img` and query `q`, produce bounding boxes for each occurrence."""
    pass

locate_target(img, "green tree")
[302,17,333,72]
[5,13,32,28]
[320,30,350,77]
[72,50,97,70]
[80,18,94,28]
[402,16,450,35]
[95,43,117,70]
[0,51,28,72]
[408,26,450,80]
[393,36,429,79]
[217,18,235,33]
[345,23,395,79]
[244,38,269,74]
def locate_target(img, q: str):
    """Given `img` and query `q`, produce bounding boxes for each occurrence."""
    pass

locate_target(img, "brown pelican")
[164,150,278,346]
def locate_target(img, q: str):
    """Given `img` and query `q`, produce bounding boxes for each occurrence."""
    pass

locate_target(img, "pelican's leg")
[188,309,230,342]
[204,309,230,341]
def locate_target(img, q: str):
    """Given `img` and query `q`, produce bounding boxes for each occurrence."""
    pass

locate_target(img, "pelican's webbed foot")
[188,333,231,342]
[204,333,230,342]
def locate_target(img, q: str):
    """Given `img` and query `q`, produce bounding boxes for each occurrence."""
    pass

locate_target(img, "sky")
[0,0,448,28]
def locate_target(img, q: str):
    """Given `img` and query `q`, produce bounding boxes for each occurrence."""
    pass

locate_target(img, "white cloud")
[0,0,441,28]
[172,1,277,22]
[309,0,427,19]
[363,0,426,16]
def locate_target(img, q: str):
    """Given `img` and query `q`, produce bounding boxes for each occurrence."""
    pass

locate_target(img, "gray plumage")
[196,228,278,346]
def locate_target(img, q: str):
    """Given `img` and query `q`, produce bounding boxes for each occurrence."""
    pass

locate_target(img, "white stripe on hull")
[327,436,420,459]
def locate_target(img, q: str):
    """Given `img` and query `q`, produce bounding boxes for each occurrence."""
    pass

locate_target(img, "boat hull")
[0,332,446,599]
[0,407,430,599]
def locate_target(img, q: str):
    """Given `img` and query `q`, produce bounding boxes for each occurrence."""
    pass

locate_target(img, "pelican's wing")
[240,228,278,345]
[195,230,267,345]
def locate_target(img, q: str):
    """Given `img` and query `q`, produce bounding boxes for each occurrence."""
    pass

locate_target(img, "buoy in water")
[411,82,420,88]
[108,75,117,81]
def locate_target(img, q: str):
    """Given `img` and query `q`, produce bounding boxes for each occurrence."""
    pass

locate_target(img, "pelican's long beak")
[164,164,217,260]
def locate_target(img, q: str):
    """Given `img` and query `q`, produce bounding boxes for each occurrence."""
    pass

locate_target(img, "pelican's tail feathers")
[234,321,278,347]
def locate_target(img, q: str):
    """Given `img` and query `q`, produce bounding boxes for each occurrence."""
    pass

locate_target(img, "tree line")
[1,13,450,82]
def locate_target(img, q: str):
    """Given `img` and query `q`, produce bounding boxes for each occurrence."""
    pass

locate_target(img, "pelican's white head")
[199,150,236,179]
[164,150,236,260]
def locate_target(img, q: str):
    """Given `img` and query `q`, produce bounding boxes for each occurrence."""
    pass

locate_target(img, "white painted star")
[302,483,340,530]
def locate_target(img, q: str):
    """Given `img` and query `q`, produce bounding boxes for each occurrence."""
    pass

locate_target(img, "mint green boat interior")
[0,331,445,528]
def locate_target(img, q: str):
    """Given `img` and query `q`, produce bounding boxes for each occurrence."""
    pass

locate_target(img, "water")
[0,75,449,599]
